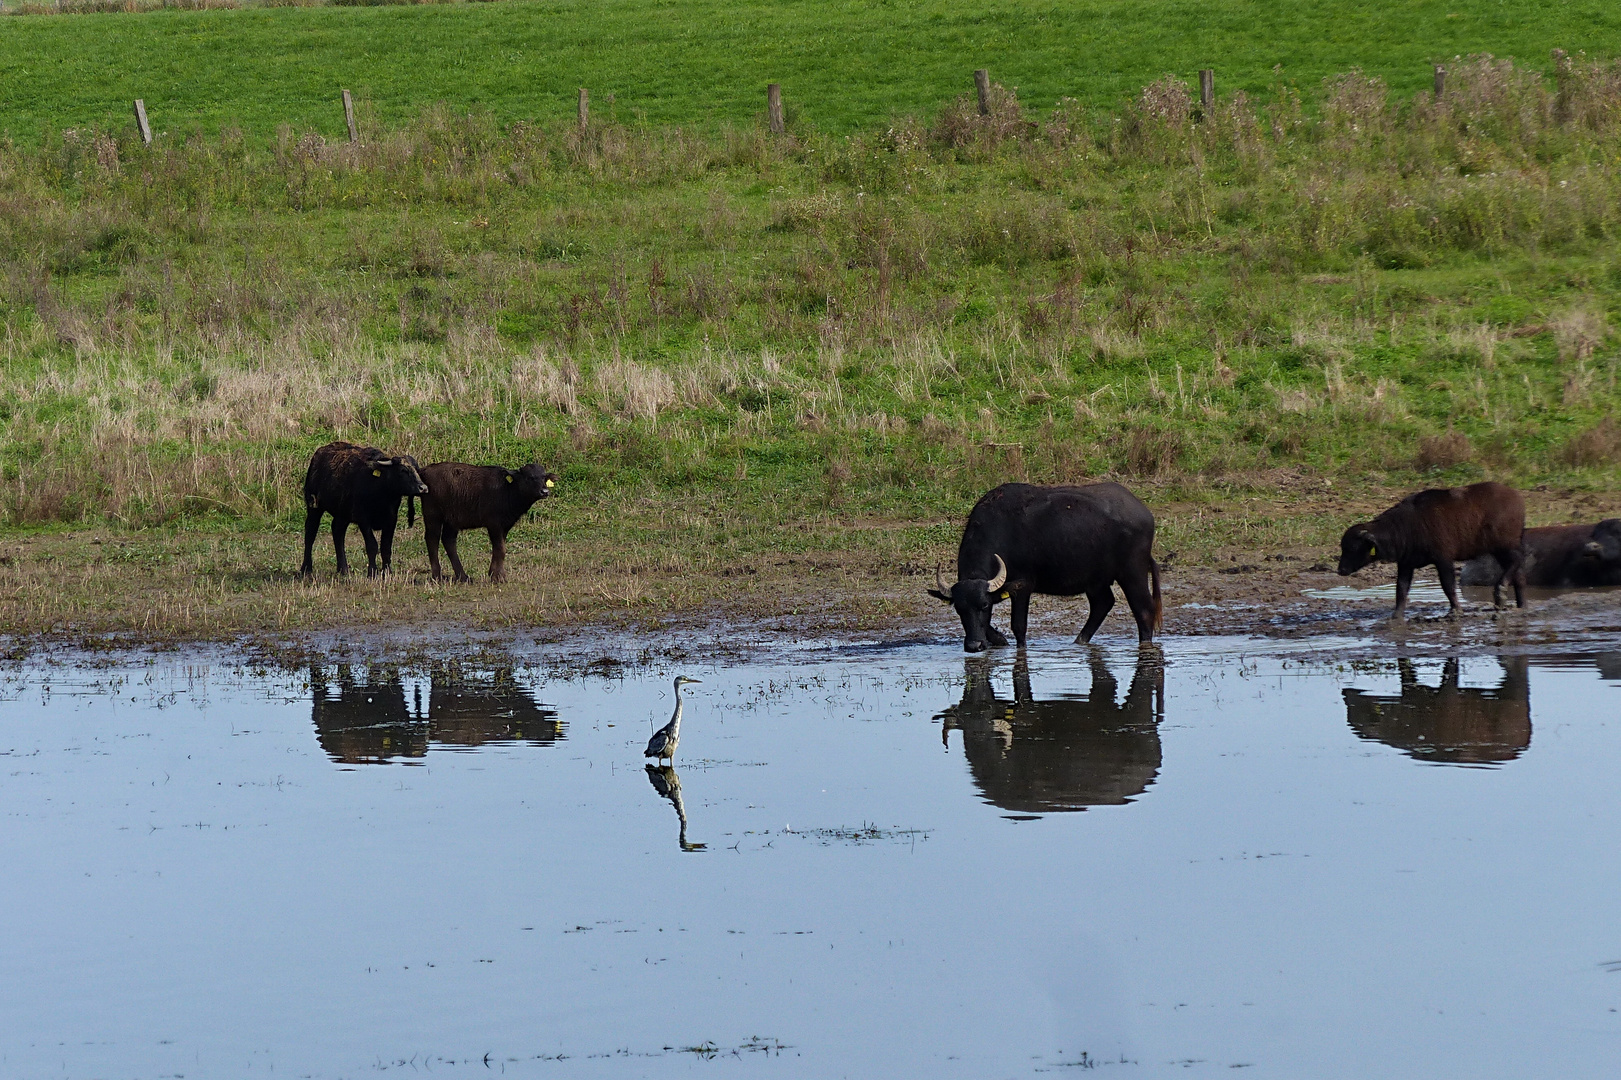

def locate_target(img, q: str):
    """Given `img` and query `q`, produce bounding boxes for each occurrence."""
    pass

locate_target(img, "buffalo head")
[928,554,1009,652]
[506,462,558,503]
[1337,526,1380,576]
[1581,519,1621,568]
[371,453,430,525]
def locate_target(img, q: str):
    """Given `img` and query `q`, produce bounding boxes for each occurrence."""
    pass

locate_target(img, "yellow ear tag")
[506,475,513,483]
[1369,543,1377,558]
[371,469,381,477]
[545,478,554,488]
[998,590,1010,601]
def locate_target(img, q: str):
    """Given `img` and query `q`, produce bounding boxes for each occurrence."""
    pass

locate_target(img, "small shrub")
[1124,427,1184,476]
[1563,418,1621,467]
[1415,432,1473,471]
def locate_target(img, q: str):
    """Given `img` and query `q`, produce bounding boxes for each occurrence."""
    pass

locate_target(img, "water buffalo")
[300,441,429,578]
[1343,657,1530,766]
[928,482,1162,651]
[935,650,1164,814]
[1460,518,1621,588]
[420,461,557,583]
[1337,481,1525,617]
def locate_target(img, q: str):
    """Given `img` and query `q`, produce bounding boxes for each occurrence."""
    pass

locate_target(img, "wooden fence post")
[1433,64,1446,100]
[767,83,785,134]
[133,99,151,145]
[578,88,589,130]
[1199,68,1214,109]
[341,89,358,144]
[974,68,991,116]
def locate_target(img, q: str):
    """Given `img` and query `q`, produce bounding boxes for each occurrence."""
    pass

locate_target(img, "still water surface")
[3,639,1620,1078]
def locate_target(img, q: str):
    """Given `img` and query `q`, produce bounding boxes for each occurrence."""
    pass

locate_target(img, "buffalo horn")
[934,564,952,595]
[986,554,1007,592]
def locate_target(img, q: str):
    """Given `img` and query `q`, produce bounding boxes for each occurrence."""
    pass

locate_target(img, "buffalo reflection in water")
[310,663,563,765]
[936,649,1165,814]
[1343,657,1530,766]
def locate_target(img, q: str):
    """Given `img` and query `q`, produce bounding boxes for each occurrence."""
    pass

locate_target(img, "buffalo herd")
[299,441,1618,649]
[300,441,555,583]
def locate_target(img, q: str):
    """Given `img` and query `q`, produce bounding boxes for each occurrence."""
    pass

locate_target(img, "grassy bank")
[3,52,1621,637]
[0,0,1618,139]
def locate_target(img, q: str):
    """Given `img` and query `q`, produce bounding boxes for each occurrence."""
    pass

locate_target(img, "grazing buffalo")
[1460,518,1621,588]
[420,461,556,583]
[300,441,429,578]
[928,482,1162,651]
[936,650,1164,814]
[1337,481,1525,617]
[1343,657,1530,766]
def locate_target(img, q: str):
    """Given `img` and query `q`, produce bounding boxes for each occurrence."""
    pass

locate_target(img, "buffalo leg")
[425,518,445,580]
[330,516,351,576]
[1392,563,1415,619]
[1120,570,1158,642]
[443,527,470,583]
[1076,586,1115,644]
[380,521,396,576]
[358,525,381,577]
[487,526,508,583]
[1009,591,1031,647]
[1492,546,1527,608]
[301,508,323,578]
[1436,559,1461,615]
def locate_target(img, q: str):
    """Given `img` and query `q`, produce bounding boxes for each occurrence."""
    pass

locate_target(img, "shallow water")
[4,639,1621,1078]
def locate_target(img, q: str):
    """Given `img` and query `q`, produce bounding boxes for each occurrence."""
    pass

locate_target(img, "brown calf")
[1337,481,1525,617]
[419,461,556,583]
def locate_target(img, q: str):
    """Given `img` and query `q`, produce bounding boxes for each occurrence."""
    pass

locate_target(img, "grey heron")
[645,675,699,765]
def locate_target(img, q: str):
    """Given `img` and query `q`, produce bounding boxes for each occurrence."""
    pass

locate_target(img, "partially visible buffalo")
[419,461,556,583]
[928,482,1162,652]
[1337,481,1525,617]
[1461,518,1621,587]
[300,441,429,578]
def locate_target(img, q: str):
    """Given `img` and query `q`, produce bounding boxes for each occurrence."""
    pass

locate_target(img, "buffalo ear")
[926,588,953,604]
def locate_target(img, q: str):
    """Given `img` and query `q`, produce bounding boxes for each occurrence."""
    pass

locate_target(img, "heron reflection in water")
[645,765,707,851]
[936,647,1165,814]
[309,662,562,765]
[1343,656,1530,765]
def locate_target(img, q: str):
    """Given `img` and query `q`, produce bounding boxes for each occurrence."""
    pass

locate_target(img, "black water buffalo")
[1343,657,1530,766]
[300,441,429,578]
[420,461,557,583]
[1337,481,1525,617]
[1460,519,1621,588]
[936,650,1164,813]
[927,482,1162,652]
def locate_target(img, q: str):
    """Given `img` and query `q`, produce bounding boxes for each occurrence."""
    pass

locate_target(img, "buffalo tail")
[1150,558,1163,633]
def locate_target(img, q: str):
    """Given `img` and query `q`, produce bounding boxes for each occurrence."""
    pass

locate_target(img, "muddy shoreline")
[7,562,1620,671]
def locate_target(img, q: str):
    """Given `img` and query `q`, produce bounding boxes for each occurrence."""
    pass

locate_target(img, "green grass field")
[2,0,1619,140]
[2,1,1621,639]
